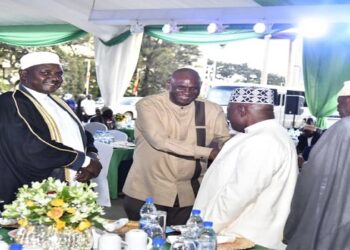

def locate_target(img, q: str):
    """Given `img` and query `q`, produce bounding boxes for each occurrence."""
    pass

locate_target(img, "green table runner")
[107,147,134,199]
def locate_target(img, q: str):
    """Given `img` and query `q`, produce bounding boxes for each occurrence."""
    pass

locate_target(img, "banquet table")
[107,147,134,199]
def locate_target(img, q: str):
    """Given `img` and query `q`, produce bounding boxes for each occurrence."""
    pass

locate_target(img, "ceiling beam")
[90,4,350,25]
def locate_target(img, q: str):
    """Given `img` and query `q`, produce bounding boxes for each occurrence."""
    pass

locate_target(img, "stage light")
[207,22,227,33]
[162,22,182,34]
[130,22,144,34]
[253,22,267,34]
[298,18,329,38]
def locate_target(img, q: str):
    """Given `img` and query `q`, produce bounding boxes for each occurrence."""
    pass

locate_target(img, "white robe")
[194,119,298,249]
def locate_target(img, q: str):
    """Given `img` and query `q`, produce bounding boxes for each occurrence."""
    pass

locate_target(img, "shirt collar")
[244,119,277,133]
[22,85,50,101]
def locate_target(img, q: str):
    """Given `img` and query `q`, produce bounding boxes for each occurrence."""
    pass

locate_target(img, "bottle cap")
[203,221,213,228]
[145,197,154,203]
[152,237,165,246]
[192,209,201,215]
[9,243,23,250]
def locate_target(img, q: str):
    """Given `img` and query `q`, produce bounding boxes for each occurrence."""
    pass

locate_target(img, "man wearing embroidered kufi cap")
[0,51,102,208]
[284,80,350,249]
[194,86,298,249]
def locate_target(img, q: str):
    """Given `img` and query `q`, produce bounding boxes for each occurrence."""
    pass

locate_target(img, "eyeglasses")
[174,86,200,93]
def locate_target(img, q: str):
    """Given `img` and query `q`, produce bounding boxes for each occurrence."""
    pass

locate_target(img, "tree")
[126,35,201,97]
[0,44,28,91]
[0,35,98,98]
[213,60,285,86]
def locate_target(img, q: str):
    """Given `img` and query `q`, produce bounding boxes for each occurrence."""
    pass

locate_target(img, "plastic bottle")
[185,209,204,239]
[139,197,158,230]
[198,221,216,250]
[9,243,23,250]
[152,237,166,250]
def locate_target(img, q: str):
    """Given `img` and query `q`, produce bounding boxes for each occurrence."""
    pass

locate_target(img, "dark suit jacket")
[296,132,322,160]
[0,87,96,206]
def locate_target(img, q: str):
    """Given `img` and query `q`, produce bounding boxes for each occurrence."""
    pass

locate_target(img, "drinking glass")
[170,236,197,250]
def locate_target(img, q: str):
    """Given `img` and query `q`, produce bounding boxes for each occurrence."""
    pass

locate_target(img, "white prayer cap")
[229,86,274,105]
[20,51,61,70]
[338,81,350,97]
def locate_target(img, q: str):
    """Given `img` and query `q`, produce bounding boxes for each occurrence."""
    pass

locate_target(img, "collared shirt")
[24,86,90,183]
[194,119,298,249]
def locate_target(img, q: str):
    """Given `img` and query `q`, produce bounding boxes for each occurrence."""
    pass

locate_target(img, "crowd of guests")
[2,51,350,249]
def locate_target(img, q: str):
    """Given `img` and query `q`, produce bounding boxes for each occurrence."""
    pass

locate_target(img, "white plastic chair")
[84,122,108,135]
[108,129,128,141]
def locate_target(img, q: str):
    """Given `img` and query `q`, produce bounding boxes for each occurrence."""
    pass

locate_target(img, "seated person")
[90,107,116,130]
[296,124,322,167]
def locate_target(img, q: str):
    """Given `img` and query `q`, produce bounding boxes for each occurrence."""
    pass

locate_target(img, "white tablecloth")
[91,141,113,207]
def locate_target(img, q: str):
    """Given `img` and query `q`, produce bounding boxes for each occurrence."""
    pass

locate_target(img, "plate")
[103,218,129,232]
[217,237,255,250]
[0,218,18,228]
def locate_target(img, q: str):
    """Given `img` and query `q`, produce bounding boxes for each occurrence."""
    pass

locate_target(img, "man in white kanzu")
[194,86,298,249]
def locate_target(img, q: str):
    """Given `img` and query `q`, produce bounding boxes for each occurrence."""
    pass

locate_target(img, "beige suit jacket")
[123,92,230,207]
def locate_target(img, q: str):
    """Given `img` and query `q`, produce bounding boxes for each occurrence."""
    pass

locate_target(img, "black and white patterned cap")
[229,86,274,105]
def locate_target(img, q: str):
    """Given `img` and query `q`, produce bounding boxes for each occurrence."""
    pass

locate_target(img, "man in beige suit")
[123,68,230,225]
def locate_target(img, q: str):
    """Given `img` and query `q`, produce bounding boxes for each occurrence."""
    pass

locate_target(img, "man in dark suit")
[0,51,102,208]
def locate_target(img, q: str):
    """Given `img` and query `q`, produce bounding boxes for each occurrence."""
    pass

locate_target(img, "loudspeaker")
[285,95,304,115]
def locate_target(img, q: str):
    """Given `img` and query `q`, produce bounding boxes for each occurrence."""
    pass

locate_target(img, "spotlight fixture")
[207,22,226,33]
[130,21,144,34]
[253,22,267,34]
[162,22,182,34]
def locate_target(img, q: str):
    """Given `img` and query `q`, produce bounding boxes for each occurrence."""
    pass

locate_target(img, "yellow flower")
[66,207,76,214]
[50,199,64,207]
[76,220,91,232]
[47,207,64,219]
[25,200,35,207]
[18,218,28,227]
[54,219,66,230]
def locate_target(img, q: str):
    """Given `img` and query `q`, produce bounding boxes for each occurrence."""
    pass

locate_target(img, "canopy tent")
[1,0,350,128]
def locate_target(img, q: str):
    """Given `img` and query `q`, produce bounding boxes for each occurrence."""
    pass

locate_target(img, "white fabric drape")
[94,33,144,108]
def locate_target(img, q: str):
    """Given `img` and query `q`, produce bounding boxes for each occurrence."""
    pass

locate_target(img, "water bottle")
[185,209,203,240]
[145,218,164,240]
[152,237,166,250]
[139,197,157,230]
[198,221,216,250]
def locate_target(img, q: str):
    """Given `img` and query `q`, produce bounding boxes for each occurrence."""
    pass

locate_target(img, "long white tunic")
[194,119,298,249]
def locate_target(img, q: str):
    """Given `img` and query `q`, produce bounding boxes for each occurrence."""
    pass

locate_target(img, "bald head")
[168,68,202,106]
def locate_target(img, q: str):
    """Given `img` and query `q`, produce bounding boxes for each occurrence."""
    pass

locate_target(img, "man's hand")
[208,148,220,160]
[76,159,102,182]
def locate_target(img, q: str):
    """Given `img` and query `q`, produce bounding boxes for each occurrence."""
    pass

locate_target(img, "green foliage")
[125,34,201,97]
[214,60,285,86]
[0,35,98,99]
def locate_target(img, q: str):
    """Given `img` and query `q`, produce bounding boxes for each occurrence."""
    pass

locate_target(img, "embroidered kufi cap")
[20,51,61,70]
[303,124,316,132]
[229,86,274,105]
[338,81,350,97]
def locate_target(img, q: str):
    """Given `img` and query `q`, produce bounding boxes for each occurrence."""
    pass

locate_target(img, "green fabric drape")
[0,24,87,47]
[303,24,350,128]
[102,24,291,46]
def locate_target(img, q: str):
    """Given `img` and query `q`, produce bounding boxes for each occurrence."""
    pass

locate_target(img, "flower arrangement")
[115,113,126,122]
[2,178,105,232]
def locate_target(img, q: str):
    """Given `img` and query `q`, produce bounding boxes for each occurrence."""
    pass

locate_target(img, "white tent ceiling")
[2,0,350,41]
